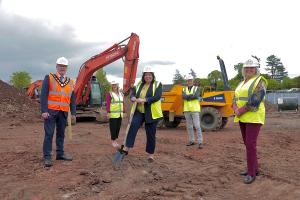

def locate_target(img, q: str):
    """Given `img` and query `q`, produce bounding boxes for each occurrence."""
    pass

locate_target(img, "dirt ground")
[0,109,299,200]
[0,80,299,200]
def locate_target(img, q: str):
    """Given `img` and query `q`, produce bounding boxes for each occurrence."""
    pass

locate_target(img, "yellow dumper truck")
[160,56,235,131]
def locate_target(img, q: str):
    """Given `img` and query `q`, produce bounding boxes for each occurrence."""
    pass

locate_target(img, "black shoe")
[56,154,73,161]
[186,142,195,146]
[198,143,203,149]
[44,158,53,167]
[240,171,260,176]
[244,175,256,184]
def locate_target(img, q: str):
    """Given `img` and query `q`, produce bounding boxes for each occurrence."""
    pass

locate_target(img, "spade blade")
[112,150,126,167]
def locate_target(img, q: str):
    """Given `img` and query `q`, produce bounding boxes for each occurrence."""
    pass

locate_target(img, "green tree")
[265,55,288,81]
[9,71,32,89]
[233,62,244,81]
[207,70,222,81]
[95,69,110,101]
[173,69,185,84]
[195,78,210,95]
[292,76,300,88]
[281,77,293,89]
[266,78,281,90]
[207,70,223,90]
[229,77,241,89]
[228,62,244,89]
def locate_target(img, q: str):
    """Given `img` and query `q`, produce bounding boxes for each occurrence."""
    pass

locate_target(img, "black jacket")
[131,81,163,123]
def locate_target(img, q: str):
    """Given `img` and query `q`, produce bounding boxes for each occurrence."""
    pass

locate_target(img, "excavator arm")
[74,33,140,105]
[27,80,43,98]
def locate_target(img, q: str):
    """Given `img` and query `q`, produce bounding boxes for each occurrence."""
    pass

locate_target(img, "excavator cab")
[89,76,102,106]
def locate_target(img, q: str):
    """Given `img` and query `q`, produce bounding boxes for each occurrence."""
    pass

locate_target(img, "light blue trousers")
[184,112,203,144]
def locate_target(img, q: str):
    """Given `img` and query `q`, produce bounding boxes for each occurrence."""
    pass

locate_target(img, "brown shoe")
[198,143,203,149]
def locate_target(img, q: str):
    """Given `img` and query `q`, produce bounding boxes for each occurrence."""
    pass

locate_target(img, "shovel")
[112,102,137,167]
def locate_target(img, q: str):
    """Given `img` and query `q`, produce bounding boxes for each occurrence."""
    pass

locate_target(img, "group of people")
[40,57,267,184]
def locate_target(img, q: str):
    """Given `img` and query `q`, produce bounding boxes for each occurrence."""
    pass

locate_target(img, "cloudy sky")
[0,0,299,85]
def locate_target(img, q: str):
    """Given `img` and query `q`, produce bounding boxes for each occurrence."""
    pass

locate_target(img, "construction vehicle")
[27,33,140,123]
[26,80,43,102]
[160,56,234,131]
[74,33,139,122]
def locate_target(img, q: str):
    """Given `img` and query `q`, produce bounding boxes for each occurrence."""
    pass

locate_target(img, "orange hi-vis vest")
[48,73,74,112]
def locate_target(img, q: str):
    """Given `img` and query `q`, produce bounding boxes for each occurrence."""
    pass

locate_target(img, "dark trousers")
[109,117,122,140]
[43,110,67,159]
[126,111,158,154]
[239,122,262,176]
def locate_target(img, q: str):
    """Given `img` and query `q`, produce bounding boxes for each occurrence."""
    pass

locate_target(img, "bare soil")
[0,80,299,199]
[0,110,299,200]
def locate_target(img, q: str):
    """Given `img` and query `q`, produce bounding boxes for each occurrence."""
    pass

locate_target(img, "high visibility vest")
[133,81,163,119]
[48,73,74,112]
[109,91,123,118]
[234,75,268,124]
[183,86,201,112]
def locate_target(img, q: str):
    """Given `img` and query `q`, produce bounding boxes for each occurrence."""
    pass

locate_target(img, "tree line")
[6,54,300,94]
[173,55,300,90]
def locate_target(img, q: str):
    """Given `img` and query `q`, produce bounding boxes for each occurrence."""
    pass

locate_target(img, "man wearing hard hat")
[40,57,76,167]
[182,75,203,149]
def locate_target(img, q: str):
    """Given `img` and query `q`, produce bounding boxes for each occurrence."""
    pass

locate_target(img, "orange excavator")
[27,33,140,122]
[74,33,139,122]
[26,80,43,101]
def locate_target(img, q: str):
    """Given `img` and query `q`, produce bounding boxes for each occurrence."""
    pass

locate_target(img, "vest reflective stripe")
[234,97,249,101]
[109,92,123,118]
[49,91,72,97]
[48,73,73,112]
[133,81,163,119]
[234,75,268,124]
[183,86,201,112]
[48,101,70,107]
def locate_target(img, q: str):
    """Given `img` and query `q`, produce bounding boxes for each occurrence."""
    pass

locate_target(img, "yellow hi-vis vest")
[183,86,201,112]
[109,91,123,118]
[234,75,268,124]
[133,81,163,119]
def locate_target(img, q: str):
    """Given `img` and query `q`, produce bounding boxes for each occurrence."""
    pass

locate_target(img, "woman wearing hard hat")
[121,65,163,162]
[106,81,124,148]
[233,58,268,184]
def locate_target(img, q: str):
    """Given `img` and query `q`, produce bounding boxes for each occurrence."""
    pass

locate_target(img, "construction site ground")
[0,111,299,200]
[1,80,299,200]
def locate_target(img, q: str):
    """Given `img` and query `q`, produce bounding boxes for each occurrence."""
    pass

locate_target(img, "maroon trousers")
[239,122,262,176]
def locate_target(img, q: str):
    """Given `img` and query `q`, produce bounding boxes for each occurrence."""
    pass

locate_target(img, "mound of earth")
[0,80,40,123]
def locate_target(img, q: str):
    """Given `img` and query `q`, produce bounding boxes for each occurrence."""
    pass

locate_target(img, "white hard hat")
[143,65,154,73]
[186,74,194,80]
[111,81,118,85]
[56,57,69,66]
[243,59,259,68]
